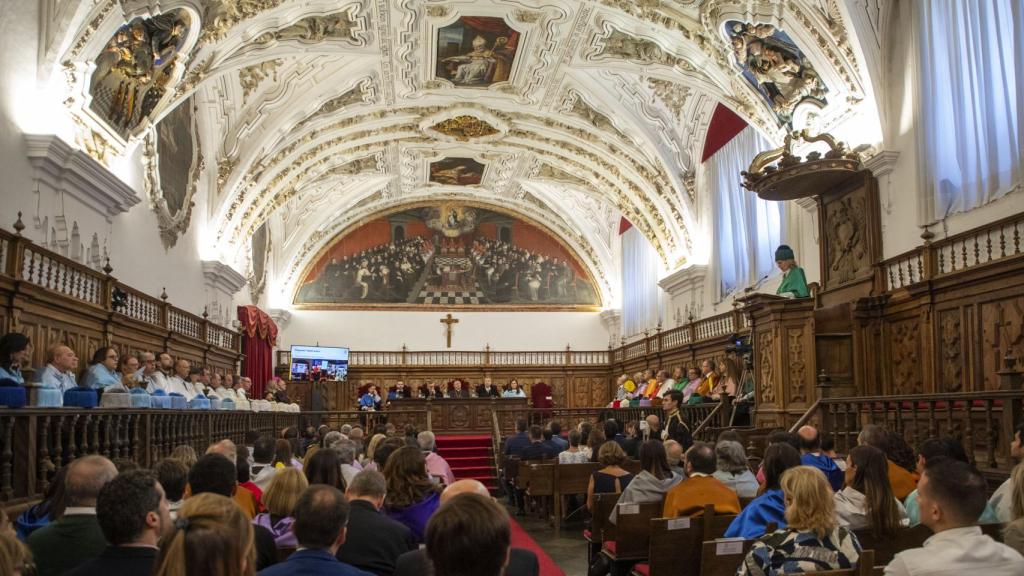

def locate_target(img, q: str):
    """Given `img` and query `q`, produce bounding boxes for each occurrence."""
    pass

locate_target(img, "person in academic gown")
[775,245,810,298]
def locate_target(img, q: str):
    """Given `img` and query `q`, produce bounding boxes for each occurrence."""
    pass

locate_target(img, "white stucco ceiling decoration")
[54,0,883,306]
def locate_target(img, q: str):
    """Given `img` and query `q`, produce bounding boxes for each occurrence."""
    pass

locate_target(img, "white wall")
[0,2,214,318]
[279,310,611,351]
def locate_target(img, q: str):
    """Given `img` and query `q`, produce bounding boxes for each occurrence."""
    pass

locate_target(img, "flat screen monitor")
[290,345,349,381]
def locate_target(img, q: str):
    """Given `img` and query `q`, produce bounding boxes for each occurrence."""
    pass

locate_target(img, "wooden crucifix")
[440,313,459,349]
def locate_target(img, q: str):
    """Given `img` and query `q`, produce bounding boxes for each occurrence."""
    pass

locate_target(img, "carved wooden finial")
[202,305,209,319]
[620,335,627,346]
[160,287,168,301]
[920,227,935,243]
[13,212,25,235]
[102,256,113,275]
[656,320,662,333]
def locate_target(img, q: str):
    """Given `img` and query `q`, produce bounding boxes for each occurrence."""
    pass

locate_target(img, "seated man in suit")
[68,470,170,576]
[447,379,472,398]
[337,470,416,575]
[521,425,556,460]
[260,484,374,576]
[27,455,117,576]
[394,480,539,576]
[662,442,741,518]
[388,381,410,401]
[476,377,501,398]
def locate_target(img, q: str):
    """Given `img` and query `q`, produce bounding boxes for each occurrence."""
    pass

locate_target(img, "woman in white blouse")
[834,444,908,535]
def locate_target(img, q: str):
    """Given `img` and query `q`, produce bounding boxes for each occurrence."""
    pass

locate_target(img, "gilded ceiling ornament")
[199,0,288,45]
[591,28,692,70]
[428,115,500,141]
[561,89,621,136]
[647,78,691,121]
[252,11,365,45]
[239,59,284,103]
[425,6,451,18]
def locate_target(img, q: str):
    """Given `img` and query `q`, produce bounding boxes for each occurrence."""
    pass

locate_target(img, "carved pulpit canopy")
[741,130,864,201]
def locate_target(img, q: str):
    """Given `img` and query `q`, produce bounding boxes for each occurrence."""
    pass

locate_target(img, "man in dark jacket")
[521,426,555,460]
[68,470,170,576]
[504,418,531,457]
[337,470,416,575]
[27,455,117,576]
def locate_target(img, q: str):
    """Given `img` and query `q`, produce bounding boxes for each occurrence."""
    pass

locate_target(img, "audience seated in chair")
[559,429,591,464]
[26,455,117,576]
[383,446,442,544]
[609,440,681,524]
[738,466,863,576]
[67,470,169,576]
[726,443,802,539]
[991,423,1024,522]
[337,470,417,575]
[883,459,1024,576]
[713,440,760,498]
[587,441,635,511]
[835,445,908,534]
[521,425,558,461]
[254,467,308,549]
[1003,462,1024,556]
[152,492,255,576]
[259,484,374,576]
[0,333,31,385]
[394,479,539,576]
[903,436,998,526]
[419,431,456,486]
[859,424,918,500]
[798,425,845,491]
[663,442,741,518]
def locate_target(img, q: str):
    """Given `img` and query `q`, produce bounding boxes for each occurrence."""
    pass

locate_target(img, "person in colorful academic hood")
[775,245,810,298]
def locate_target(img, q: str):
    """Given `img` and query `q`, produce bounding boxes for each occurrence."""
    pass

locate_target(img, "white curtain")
[709,126,783,297]
[621,226,660,337]
[919,0,1024,218]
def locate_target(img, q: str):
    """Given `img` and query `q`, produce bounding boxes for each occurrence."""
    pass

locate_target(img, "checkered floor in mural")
[416,289,488,305]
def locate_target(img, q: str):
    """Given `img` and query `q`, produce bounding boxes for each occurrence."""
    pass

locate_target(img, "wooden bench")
[601,501,664,575]
[516,460,555,519]
[553,461,599,534]
[630,505,738,576]
[587,491,621,565]
[853,522,1003,567]
[700,542,875,576]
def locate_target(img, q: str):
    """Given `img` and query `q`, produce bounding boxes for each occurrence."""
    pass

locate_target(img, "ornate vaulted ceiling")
[55,0,878,307]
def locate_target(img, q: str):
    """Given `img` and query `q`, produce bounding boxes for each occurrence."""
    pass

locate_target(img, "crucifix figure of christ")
[440,313,459,349]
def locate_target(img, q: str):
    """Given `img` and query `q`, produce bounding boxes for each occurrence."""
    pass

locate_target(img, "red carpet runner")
[434,434,498,491]
[511,517,566,576]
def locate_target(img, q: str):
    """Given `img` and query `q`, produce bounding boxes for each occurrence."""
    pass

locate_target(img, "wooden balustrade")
[0,408,429,507]
[492,403,726,440]
[0,225,241,373]
[347,349,610,368]
[880,212,1024,292]
[799,390,1024,474]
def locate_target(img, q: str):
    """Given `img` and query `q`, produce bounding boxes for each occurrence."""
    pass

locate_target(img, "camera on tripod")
[725,334,754,369]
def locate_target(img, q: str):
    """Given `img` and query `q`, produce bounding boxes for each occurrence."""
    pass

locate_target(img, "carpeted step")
[435,446,492,457]
[445,456,494,468]
[435,434,492,449]
[449,465,494,476]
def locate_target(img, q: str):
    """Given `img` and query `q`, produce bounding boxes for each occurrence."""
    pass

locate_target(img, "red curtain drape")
[237,305,278,400]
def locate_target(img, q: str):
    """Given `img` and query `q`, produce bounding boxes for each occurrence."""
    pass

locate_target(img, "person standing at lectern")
[775,245,810,298]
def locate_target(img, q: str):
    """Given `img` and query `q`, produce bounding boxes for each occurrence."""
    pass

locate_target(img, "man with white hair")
[393,479,539,576]
[332,438,362,486]
[132,352,160,393]
[38,344,79,395]
[418,431,455,486]
[336,470,415,574]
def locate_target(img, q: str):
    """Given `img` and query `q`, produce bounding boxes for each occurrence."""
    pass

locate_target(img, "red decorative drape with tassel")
[237,305,278,400]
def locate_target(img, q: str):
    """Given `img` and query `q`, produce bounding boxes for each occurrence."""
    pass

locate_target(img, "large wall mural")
[295,205,600,308]
[89,10,191,137]
[436,17,521,87]
[726,21,828,126]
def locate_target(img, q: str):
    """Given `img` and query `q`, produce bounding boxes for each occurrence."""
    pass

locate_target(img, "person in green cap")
[775,245,810,298]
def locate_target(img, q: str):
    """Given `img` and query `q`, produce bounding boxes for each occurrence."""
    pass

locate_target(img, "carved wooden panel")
[758,330,777,405]
[823,190,872,286]
[981,296,1024,390]
[787,327,809,404]
[888,318,924,395]
[937,308,964,392]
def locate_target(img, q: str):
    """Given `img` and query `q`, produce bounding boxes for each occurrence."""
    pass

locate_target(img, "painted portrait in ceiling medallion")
[429,157,485,186]
[436,17,521,87]
[726,21,828,126]
[89,10,191,138]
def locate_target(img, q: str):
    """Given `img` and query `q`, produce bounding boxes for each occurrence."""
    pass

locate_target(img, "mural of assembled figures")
[436,17,521,87]
[727,21,828,126]
[89,10,191,137]
[295,206,600,308]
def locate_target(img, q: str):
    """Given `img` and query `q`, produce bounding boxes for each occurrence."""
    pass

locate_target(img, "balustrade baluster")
[89,414,100,455]
[961,241,968,271]
[964,402,975,466]
[985,400,997,469]
[928,402,937,438]
[908,401,919,449]
[53,415,64,468]
[38,415,51,494]
[973,236,980,265]
[945,402,955,439]
[1,416,13,500]
[66,414,79,462]
[986,232,993,262]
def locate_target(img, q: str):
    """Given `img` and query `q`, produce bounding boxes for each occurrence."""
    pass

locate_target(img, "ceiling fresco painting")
[52,0,876,309]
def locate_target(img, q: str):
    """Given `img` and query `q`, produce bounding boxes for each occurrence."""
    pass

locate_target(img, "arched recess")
[274,196,615,311]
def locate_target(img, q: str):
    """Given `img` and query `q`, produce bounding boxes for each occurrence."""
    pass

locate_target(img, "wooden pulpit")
[737,293,817,430]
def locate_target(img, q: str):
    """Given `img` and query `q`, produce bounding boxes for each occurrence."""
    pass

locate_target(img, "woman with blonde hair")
[1003,462,1024,555]
[170,445,198,470]
[362,433,387,470]
[738,466,862,575]
[254,467,308,549]
[153,492,255,576]
[0,530,32,575]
